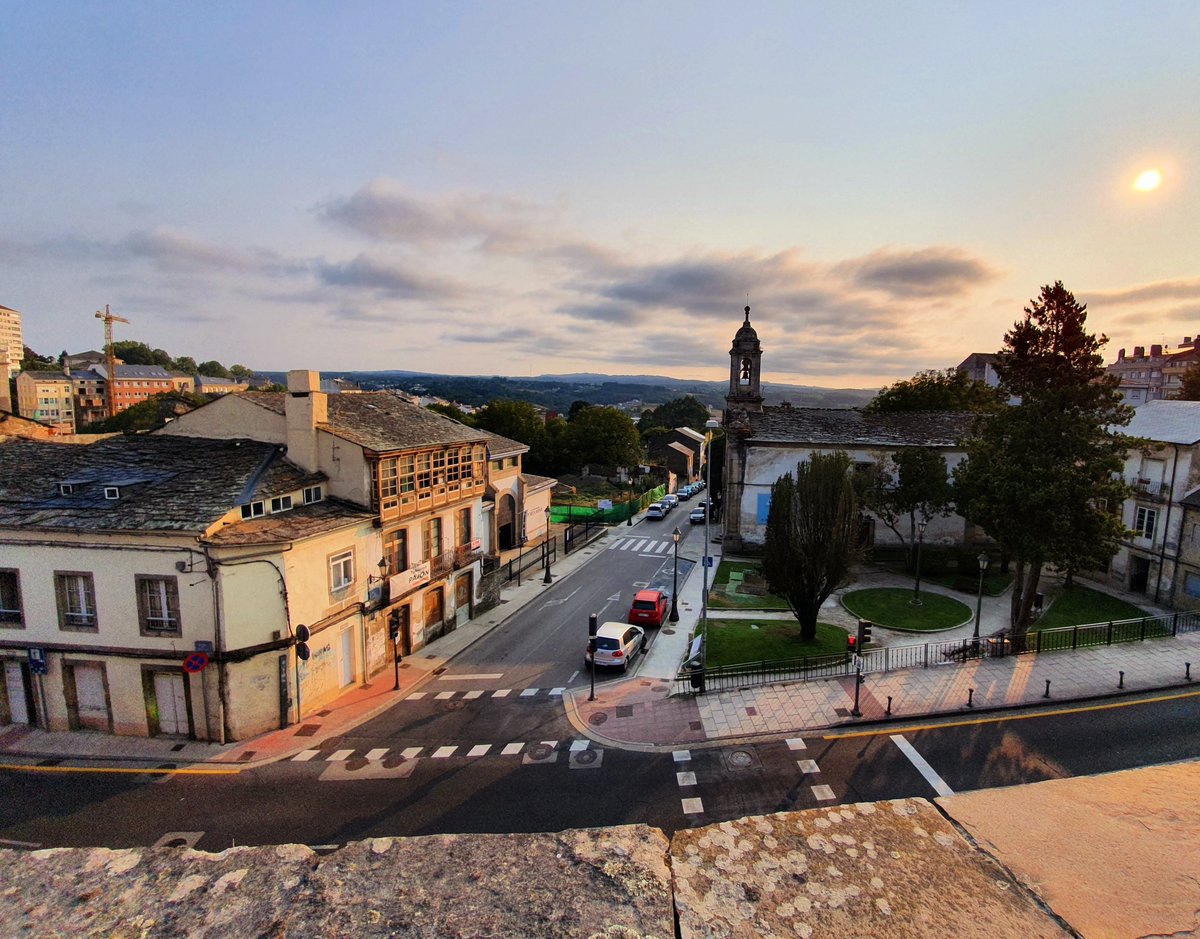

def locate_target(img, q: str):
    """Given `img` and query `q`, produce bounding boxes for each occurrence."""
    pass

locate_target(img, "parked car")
[689,506,706,524]
[662,493,679,510]
[586,622,647,672]
[645,503,665,520]
[628,588,669,627]
[678,486,693,501]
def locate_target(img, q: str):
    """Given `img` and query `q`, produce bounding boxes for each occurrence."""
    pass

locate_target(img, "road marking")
[543,587,582,607]
[549,687,565,696]
[541,740,558,748]
[501,742,524,755]
[567,670,579,683]
[520,688,539,697]
[632,539,647,551]
[467,745,491,757]
[811,785,836,801]
[676,771,697,787]
[638,554,662,558]
[672,749,692,763]
[656,542,670,553]
[0,837,42,848]
[432,746,457,759]
[890,734,954,797]
[785,738,807,750]
[463,690,484,700]
[366,748,388,761]
[438,673,503,681]
[401,747,423,759]
[824,689,1200,740]
[569,739,589,752]
[681,797,705,815]
[492,689,511,698]
[327,749,354,762]
[435,691,455,700]
[0,763,240,776]
[407,692,427,700]
[797,759,820,774]
[293,749,320,762]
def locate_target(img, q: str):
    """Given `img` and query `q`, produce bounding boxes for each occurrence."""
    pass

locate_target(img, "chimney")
[1150,344,1162,357]
[1117,348,1125,361]
[1185,336,1194,346]
[1133,346,1145,358]
[285,370,327,473]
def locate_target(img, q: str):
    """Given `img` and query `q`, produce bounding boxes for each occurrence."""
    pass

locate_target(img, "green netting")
[550,485,665,525]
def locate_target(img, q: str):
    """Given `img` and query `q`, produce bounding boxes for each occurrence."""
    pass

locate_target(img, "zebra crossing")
[672,738,837,817]
[292,737,596,767]
[403,687,566,700]
[606,536,675,556]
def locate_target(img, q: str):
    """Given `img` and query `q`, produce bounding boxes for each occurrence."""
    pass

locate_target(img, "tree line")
[17,340,254,381]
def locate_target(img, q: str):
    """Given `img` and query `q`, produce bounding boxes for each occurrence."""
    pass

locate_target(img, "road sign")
[27,648,47,676]
[182,652,209,673]
[703,556,713,568]
[194,640,214,653]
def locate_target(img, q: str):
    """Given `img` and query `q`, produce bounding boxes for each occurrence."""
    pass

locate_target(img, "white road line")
[608,539,626,550]
[785,738,807,750]
[811,784,836,801]
[401,747,423,759]
[567,670,580,683]
[797,759,820,774]
[549,687,565,696]
[407,692,427,700]
[501,742,524,755]
[569,739,590,752]
[327,749,354,762]
[520,688,539,697]
[365,748,389,761]
[432,746,457,759]
[672,749,692,763]
[676,771,697,787]
[292,749,320,762]
[467,745,491,757]
[463,690,484,700]
[890,734,955,797]
[681,797,705,815]
[632,539,648,552]
[655,542,670,553]
[638,554,662,558]
[493,689,512,698]
[0,837,42,848]
[540,740,558,748]
[435,691,455,700]
[437,673,503,681]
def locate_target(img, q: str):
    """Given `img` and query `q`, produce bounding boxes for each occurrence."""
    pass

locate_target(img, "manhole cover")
[294,724,321,737]
[346,757,369,771]
[573,749,599,765]
[651,685,669,694]
[661,628,676,635]
[588,712,609,726]
[640,681,652,686]
[442,700,467,710]
[727,750,754,768]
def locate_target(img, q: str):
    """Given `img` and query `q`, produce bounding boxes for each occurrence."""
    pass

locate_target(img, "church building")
[717,306,975,554]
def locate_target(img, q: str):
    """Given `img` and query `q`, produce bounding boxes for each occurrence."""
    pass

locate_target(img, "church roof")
[745,406,973,448]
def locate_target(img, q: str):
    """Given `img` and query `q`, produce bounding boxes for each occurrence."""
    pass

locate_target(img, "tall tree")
[172,356,198,374]
[566,406,643,470]
[197,360,230,378]
[638,395,711,431]
[953,282,1135,639]
[860,448,953,553]
[229,364,254,379]
[762,452,864,642]
[566,400,590,422]
[865,368,1003,414]
[1173,360,1200,400]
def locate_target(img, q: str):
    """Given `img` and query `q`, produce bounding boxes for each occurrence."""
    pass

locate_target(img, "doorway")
[498,494,517,550]
[65,662,112,732]
[454,573,472,627]
[338,627,354,687]
[2,659,34,726]
[1129,555,1151,594]
[151,671,189,736]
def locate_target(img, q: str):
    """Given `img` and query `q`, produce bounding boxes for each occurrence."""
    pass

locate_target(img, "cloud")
[315,254,463,300]
[317,178,550,253]
[838,247,1000,299]
[1083,278,1200,306]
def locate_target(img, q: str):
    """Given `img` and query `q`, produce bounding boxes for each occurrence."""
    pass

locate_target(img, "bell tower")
[726,305,763,412]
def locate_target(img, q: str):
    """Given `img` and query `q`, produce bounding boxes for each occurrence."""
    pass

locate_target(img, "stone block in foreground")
[1,826,673,939]
[670,798,1071,938]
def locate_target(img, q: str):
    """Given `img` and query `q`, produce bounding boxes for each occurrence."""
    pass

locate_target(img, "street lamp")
[543,506,553,584]
[911,519,928,605]
[700,418,719,660]
[973,551,990,649]
[670,527,681,622]
[627,476,634,526]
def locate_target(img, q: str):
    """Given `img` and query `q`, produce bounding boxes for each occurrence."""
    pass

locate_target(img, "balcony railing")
[454,543,483,569]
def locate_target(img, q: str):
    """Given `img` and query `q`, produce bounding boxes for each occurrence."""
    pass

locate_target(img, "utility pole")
[95,304,130,419]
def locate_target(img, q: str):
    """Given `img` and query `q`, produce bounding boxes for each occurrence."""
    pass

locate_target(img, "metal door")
[338,627,354,687]
[73,663,110,731]
[3,659,32,725]
[153,671,188,735]
[454,573,472,626]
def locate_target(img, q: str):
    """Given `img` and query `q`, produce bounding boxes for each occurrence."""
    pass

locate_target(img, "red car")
[628,589,669,627]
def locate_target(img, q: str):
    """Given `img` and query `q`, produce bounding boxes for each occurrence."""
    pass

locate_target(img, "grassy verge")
[841,587,970,631]
[704,618,849,668]
[924,570,1013,596]
[1033,586,1146,630]
[708,560,791,610]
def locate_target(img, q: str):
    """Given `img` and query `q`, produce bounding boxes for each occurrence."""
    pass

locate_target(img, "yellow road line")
[0,763,241,776]
[824,687,1200,739]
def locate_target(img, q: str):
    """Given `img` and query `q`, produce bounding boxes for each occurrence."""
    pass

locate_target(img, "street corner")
[563,679,708,751]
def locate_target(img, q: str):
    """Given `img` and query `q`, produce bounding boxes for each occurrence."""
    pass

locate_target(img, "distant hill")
[255,369,875,413]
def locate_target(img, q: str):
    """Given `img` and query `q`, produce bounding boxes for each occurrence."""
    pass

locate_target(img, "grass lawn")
[1033,586,1146,630]
[841,587,970,631]
[704,618,849,668]
[925,570,1013,596]
[708,560,792,610]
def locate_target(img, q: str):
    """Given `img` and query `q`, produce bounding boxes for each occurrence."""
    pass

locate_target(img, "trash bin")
[689,662,705,693]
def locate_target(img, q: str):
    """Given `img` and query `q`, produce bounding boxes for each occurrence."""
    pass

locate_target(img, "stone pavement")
[4,509,1198,766]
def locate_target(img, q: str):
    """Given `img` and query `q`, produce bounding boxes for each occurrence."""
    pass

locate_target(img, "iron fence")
[674,609,1200,694]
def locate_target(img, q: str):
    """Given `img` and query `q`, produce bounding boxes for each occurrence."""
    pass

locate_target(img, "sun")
[1133,168,1163,192]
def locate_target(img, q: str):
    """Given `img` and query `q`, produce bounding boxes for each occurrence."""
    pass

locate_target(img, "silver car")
[586,621,647,672]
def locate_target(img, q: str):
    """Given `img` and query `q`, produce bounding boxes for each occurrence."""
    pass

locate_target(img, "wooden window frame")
[135,574,182,637]
[0,569,24,628]
[329,550,355,593]
[55,571,98,632]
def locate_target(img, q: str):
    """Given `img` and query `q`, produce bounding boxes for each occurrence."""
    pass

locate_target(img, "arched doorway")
[497,493,517,550]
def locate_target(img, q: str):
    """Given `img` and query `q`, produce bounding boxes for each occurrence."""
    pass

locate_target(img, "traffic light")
[388,610,401,642]
[846,633,857,653]
[857,620,872,648]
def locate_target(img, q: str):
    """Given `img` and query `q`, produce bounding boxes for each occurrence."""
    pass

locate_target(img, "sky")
[3,2,1198,390]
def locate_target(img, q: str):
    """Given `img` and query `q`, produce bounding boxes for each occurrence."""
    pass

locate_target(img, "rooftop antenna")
[95,304,131,419]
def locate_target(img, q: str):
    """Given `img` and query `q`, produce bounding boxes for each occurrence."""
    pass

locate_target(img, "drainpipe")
[203,547,228,745]
[1154,445,1181,605]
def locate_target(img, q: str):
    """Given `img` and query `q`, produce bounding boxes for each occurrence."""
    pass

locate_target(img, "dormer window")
[270,495,293,513]
[303,485,323,505]
[240,501,265,520]
[58,483,74,496]
[103,487,120,500]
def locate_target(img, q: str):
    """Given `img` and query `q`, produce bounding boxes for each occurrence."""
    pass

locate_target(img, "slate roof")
[20,370,71,382]
[521,473,557,491]
[0,435,325,534]
[1181,487,1200,509]
[1120,400,1200,445]
[744,406,973,447]
[204,497,375,546]
[482,432,528,458]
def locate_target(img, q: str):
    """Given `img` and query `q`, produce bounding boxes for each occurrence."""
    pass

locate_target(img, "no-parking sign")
[182,652,209,673]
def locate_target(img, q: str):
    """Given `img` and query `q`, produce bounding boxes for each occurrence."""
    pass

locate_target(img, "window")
[433,450,446,486]
[104,486,120,500]
[1185,571,1200,599]
[456,508,472,546]
[303,485,323,505]
[1134,506,1157,539]
[136,575,181,635]
[417,452,432,490]
[270,495,293,513]
[240,501,265,520]
[447,449,460,482]
[329,551,354,591]
[379,458,398,504]
[424,517,443,559]
[384,528,409,574]
[55,572,98,631]
[0,570,23,627]
[398,454,415,493]
[58,483,74,496]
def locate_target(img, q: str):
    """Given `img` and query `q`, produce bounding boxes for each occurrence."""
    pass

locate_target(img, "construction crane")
[95,304,130,419]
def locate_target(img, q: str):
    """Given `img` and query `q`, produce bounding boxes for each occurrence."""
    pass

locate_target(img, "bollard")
[1118,670,1124,689]
[886,695,892,716]
[1044,679,1051,698]
[967,688,974,708]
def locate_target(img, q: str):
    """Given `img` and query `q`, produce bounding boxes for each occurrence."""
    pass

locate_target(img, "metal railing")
[674,609,1200,694]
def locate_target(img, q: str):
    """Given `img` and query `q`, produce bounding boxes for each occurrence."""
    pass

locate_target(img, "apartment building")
[0,305,23,361]
[14,370,75,434]
[1106,337,1200,404]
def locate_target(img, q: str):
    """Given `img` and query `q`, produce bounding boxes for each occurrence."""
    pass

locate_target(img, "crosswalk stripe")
[520,688,539,697]
[467,745,491,757]
[672,750,692,763]
[493,689,511,697]
[463,690,484,700]
[632,539,648,552]
[366,748,388,761]
[541,740,558,748]
[811,784,836,801]
[501,742,524,755]
[293,750,320,762]
[797,759,820,774]
[655,542,670,553]
[785,738,807,750]
[569,739,589,752]
[435,691,455,700]
[327,749,354,762]
[401,747,423,759]
[677,771,697,787]
[407,692,427,700]
[432,746,457,758]
[681,797,705,815]
[549,687,565,696]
